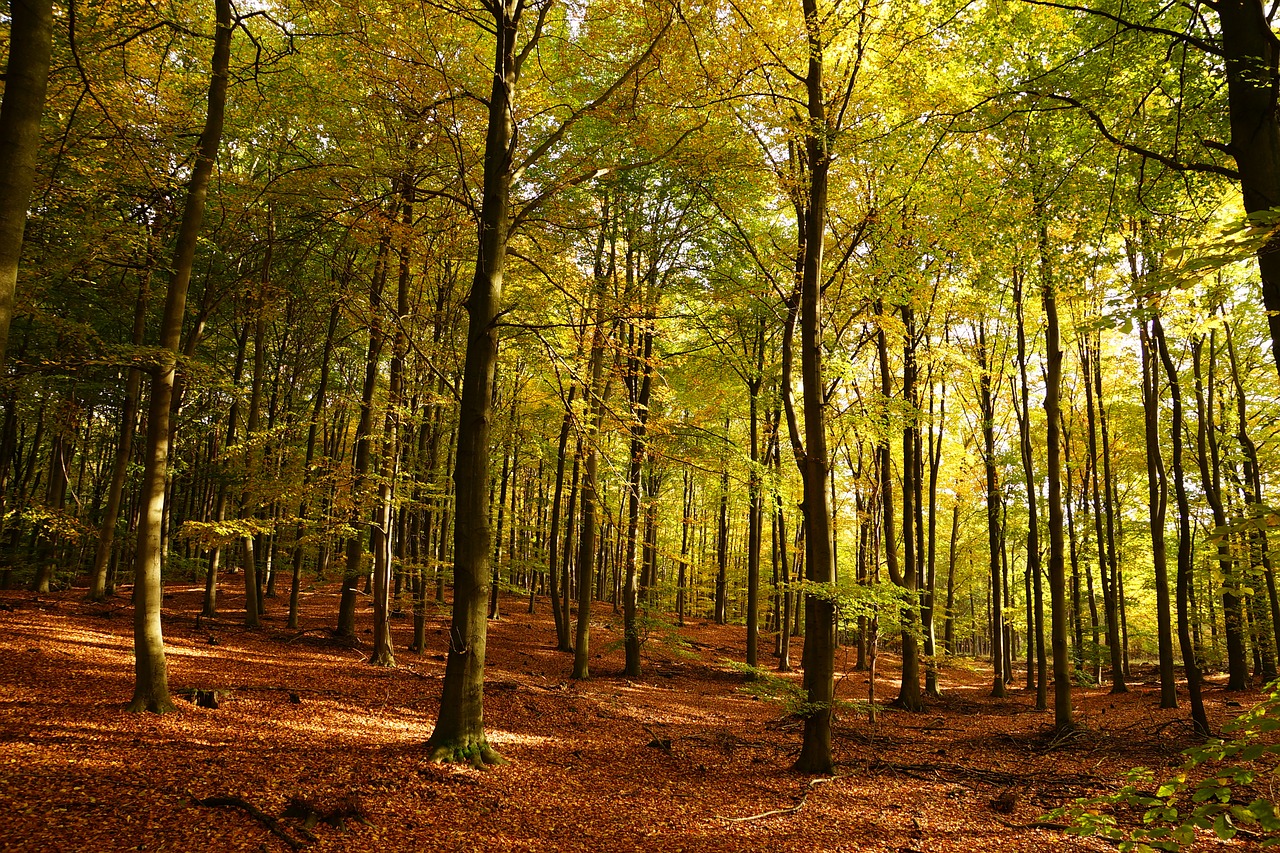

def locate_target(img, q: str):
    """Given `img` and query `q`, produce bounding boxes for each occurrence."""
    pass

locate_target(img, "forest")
[5,0,1280,848]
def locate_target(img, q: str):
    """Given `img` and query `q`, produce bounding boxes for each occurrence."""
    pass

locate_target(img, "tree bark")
[0,0,53,369]
[128,0,231,714]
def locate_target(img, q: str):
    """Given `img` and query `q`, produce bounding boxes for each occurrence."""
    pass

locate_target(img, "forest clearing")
[0,583,1272,852]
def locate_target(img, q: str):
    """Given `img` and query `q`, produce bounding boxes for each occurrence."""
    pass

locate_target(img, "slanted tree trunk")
[1222,318,1280,677]
[0,0,53,368]
[129,0,230,714]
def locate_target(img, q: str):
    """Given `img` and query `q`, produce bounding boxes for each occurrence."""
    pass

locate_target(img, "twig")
[191,794,306,850]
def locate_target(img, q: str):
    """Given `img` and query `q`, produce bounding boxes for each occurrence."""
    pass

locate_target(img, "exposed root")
[426,738,507,769]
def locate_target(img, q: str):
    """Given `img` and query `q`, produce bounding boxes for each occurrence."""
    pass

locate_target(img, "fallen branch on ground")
[719,774,841,823]
[191,794,307,850]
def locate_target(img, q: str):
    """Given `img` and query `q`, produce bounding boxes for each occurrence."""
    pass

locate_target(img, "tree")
[0,0,53,369]
[129,0,231,714]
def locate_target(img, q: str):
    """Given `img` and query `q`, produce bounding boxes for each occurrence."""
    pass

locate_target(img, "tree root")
[191,794,307,850]
[426,738,507,769]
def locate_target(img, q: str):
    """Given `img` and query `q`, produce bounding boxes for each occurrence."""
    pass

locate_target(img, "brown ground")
[0,580,1271,852]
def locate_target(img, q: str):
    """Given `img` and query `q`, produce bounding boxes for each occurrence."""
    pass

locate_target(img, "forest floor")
[0,579,1273,852]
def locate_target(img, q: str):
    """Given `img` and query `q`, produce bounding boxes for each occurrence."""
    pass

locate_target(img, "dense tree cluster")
[4,0,1280,771]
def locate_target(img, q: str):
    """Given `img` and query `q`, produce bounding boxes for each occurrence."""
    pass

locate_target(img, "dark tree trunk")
[976,321,1006,697]
[0,0,53,368]
[1153,317,1212,737]
[1191,336,1250,690]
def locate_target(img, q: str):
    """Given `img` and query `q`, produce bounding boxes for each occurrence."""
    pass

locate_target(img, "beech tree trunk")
[425,0,520,767]
[90,278,148,601]
[129,0,231,714]
[1153,317,1211,736]
[0,0,53,369]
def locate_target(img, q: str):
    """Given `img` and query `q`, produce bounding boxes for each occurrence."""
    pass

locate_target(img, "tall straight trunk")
[1062,413,1085,673]
[1222,319,1280,676]
[490,437,511,620]
[202,324,248,617]
[943,502,959,655]
[623,268,655,678]
[1191,336,1250,690]
[746,317,765,668]
[791,4,838,770]
[1012,273,1045,710]
[288,301,339,629]
[32,430,68,593]
[91,277,148,600]
[370,173,413,668]
[1153,317,1211,736]
[715,428,729,625]
[240,286,269,629]
[976,321,1006,697]
[336,237,390,638]
[547,389,576,651]
[1082,339,1127,692]
[0,0,53,368]
[896,304,923,712]
[572,203,613,681]
[129,0,230,714]
[679,467,692,627]
[923,360,943,696]
[561,441,579,635]
[426,0,523,767]
[1138,302,1177,708]
[1037,212,1071,731]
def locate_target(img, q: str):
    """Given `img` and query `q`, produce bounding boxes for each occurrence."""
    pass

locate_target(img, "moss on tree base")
[425,737,506,769]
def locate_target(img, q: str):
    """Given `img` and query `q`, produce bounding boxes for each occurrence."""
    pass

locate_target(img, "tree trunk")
[1038,216,1071,731]
[129,0,230,714]
[0,0,53,368]
[791,2,838,770]
[1153,317,1212,737]
[976,321,1006,697]
[90,277,148,600]
[1012,272,1045,710]
[425,0,522,767]
[1191,335,1250,690]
